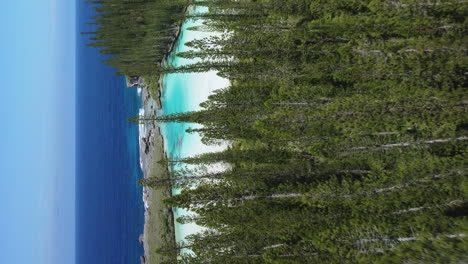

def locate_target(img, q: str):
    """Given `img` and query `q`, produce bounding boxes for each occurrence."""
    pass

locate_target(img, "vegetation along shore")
[89,0,467,263]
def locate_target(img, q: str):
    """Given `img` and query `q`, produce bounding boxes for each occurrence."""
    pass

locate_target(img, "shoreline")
[144,5,232,252]
[137,5,189,264]
[138,78,175,264]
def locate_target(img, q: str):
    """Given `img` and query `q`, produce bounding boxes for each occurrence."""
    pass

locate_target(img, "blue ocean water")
[76,1,145,263]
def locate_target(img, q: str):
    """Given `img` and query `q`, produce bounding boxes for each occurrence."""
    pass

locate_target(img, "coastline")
[137,4,227,262]
[137,6,188,263]
[138,80,176,264]
[148,4,232,248]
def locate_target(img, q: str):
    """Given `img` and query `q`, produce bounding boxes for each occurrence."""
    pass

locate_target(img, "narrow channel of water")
[159,6,230,245]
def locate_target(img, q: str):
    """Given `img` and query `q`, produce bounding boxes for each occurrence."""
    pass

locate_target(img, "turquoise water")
[159,6,230,245]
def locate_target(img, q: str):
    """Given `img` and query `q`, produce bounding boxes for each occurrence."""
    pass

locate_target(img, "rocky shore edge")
[138,84,175,264]
[134,6,187,263]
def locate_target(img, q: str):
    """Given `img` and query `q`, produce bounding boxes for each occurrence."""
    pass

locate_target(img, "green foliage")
[90,0,468,262]
[155,0,468,262]
[86,0,189,76]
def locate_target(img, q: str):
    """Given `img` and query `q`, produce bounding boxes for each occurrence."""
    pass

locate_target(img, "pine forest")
[88,0,468,263]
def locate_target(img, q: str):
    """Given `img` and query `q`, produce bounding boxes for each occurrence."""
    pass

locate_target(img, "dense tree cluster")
[85,0,189,76]
[100,0,467,263]
[139,0,468,263]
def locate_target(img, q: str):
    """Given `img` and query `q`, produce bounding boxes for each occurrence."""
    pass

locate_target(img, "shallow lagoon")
[159,6,230,245]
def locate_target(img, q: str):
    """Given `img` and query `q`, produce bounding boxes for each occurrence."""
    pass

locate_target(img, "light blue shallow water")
[159,6,230,244]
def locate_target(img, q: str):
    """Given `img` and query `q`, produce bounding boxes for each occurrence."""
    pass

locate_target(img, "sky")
[0,1,75,263]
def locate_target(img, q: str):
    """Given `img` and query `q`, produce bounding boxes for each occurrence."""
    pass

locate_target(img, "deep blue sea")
[76,1,145,263]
